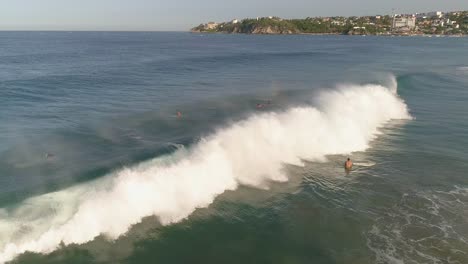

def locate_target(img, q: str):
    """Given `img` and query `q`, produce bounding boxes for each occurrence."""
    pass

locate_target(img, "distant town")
[191,10,468,36]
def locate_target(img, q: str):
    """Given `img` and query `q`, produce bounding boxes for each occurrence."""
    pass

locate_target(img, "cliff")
[191,17,300,34]
[191,12,468,35]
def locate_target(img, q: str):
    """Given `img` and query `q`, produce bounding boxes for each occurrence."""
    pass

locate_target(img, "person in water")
[345,158,353,170]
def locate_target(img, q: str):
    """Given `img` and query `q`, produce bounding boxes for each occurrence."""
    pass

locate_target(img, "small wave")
[0,79,411,263]
[366,187,468,264]
[456,66,468,75]
[166,142,185,150]
[353,162,376,167]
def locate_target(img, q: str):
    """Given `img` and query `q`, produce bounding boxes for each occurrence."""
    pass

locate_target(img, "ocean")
[0,32,467,264]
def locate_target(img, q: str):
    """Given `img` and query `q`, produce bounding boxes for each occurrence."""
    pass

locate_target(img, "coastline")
[192,11,468,38]
[190,31,468,37]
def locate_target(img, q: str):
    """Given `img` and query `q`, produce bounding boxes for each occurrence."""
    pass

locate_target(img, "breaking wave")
[0,79,411,263]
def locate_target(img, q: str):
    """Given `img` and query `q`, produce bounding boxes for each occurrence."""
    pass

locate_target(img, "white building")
[432,20,444,27]
[393,16,416,30]
[205,22,218,30]
[428,11,443,18]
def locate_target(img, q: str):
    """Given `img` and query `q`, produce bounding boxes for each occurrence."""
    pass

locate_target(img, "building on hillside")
[415,13,426,19]
[427,11,443,18]
[205,22,218,29]
[432,19,444,27]
[393,16,416,31]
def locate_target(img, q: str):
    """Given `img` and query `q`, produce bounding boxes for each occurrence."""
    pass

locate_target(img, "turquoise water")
[1,32,468,264]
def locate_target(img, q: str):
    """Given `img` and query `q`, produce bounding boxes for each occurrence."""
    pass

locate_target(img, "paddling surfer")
[344,158,353,170]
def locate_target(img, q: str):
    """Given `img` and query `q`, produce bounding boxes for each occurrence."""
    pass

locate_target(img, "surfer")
[344,158,353,170]
[176,111,182,118]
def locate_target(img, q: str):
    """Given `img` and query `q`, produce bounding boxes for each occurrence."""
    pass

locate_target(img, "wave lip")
[0,81,411,263]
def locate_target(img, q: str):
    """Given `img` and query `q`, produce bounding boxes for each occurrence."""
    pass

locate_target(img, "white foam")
[354,162,376,167]
[0,81,411,263]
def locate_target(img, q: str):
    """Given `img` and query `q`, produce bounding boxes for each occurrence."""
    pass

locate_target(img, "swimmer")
[344,158,353,170]
[176,111,182,118]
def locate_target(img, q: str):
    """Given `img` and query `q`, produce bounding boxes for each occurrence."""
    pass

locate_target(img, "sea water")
[0,32,467,264]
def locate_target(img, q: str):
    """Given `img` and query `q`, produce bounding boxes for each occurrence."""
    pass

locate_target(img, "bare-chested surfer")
[344,158,353,170]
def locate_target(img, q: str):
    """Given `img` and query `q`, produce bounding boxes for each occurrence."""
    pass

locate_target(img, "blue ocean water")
[0,32,468,264]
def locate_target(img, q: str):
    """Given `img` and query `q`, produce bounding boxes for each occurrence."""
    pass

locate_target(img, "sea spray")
[0,82,411,263]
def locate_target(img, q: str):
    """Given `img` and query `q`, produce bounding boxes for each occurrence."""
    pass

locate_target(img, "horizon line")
[0,29,189,32]
[1,9,465,32]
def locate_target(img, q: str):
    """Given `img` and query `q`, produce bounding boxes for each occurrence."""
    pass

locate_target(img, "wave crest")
[0,81,411,263]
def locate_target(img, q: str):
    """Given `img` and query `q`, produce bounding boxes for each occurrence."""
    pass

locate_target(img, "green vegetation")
[192,16,394,35]
[192,11,468,36]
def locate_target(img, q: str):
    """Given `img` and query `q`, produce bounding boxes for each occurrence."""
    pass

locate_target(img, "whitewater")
[0,81,411,263]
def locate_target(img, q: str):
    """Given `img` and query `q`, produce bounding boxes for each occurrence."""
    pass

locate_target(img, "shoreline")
[190,31,468,37]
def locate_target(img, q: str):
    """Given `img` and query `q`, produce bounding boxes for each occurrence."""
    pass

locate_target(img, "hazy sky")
[1,0,467,31]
